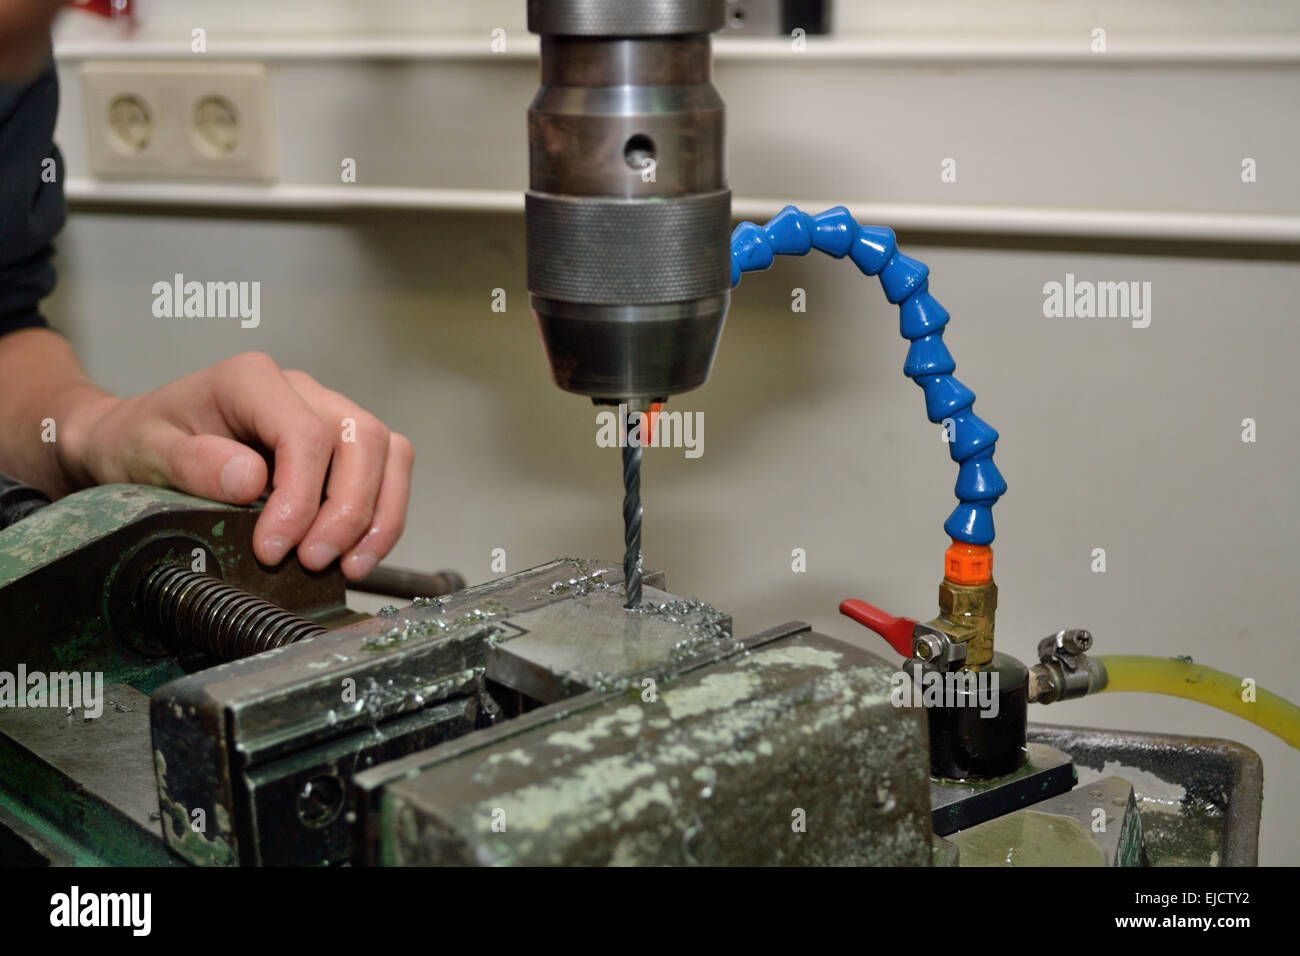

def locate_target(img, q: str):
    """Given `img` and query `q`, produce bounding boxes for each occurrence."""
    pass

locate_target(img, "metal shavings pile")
[363,601,506,650]
[630,597,741,667]
[547,569,610,598]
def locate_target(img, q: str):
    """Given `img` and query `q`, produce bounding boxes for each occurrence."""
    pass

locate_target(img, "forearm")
[0,327,118,497]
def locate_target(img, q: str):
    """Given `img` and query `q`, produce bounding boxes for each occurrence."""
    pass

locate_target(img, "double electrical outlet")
[81,61,275,181]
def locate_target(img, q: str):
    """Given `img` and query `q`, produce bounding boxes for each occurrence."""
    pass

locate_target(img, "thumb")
[149,431,268,504]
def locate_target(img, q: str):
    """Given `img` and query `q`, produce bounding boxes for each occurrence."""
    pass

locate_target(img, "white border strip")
[63,179,1300,244]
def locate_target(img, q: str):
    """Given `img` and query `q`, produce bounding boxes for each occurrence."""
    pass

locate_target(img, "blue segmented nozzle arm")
[729,205,1006,546]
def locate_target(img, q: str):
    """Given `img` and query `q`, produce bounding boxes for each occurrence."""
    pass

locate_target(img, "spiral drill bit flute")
[524,1,732,609]
[622,410,643,608]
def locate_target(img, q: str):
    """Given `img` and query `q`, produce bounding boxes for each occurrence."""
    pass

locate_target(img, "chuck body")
[526,0,732,404]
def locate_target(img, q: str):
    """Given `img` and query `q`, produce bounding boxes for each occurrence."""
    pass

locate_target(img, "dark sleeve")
[0,59,66,337]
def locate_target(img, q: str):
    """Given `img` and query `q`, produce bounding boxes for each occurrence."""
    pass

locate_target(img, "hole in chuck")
[623,133,656,171]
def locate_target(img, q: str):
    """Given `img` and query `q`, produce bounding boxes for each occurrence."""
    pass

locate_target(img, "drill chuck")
[526,0,732,404]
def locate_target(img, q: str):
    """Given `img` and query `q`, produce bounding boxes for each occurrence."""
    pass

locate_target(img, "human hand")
[58,351,413,581]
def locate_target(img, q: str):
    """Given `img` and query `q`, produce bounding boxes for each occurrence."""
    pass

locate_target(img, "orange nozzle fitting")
[944,540,993,585]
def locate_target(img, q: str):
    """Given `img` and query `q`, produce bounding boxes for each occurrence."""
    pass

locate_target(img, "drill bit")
[622,409,643,609]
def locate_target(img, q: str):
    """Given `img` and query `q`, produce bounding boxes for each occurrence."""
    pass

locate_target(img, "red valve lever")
[839,599,916,658]
[69,0,134,19]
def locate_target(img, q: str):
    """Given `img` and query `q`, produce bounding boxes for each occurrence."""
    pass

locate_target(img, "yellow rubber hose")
[1096,655,1300,750]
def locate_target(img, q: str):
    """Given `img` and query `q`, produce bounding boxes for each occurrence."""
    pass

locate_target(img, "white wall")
[53,0,1300,40]
[44,1,1300,863]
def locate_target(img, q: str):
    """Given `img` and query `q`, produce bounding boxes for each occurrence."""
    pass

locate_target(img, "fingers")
[209,353,335,565]
[341,432,414,581]
[112,352,413,577]
[141,428,269,504]
[281,371,409,576]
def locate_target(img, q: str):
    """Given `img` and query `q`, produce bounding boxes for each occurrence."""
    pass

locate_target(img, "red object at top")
[645,401,662,445]
[68,0,134,20]
[839,599,916,658]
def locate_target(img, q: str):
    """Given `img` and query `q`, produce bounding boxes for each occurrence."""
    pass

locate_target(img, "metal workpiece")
[527,0,732,403]
[357,629,933,866]
[946,774,1143,867]
[487,586,736,704]
[1028,628,1107,704]
[0,484,350,683]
